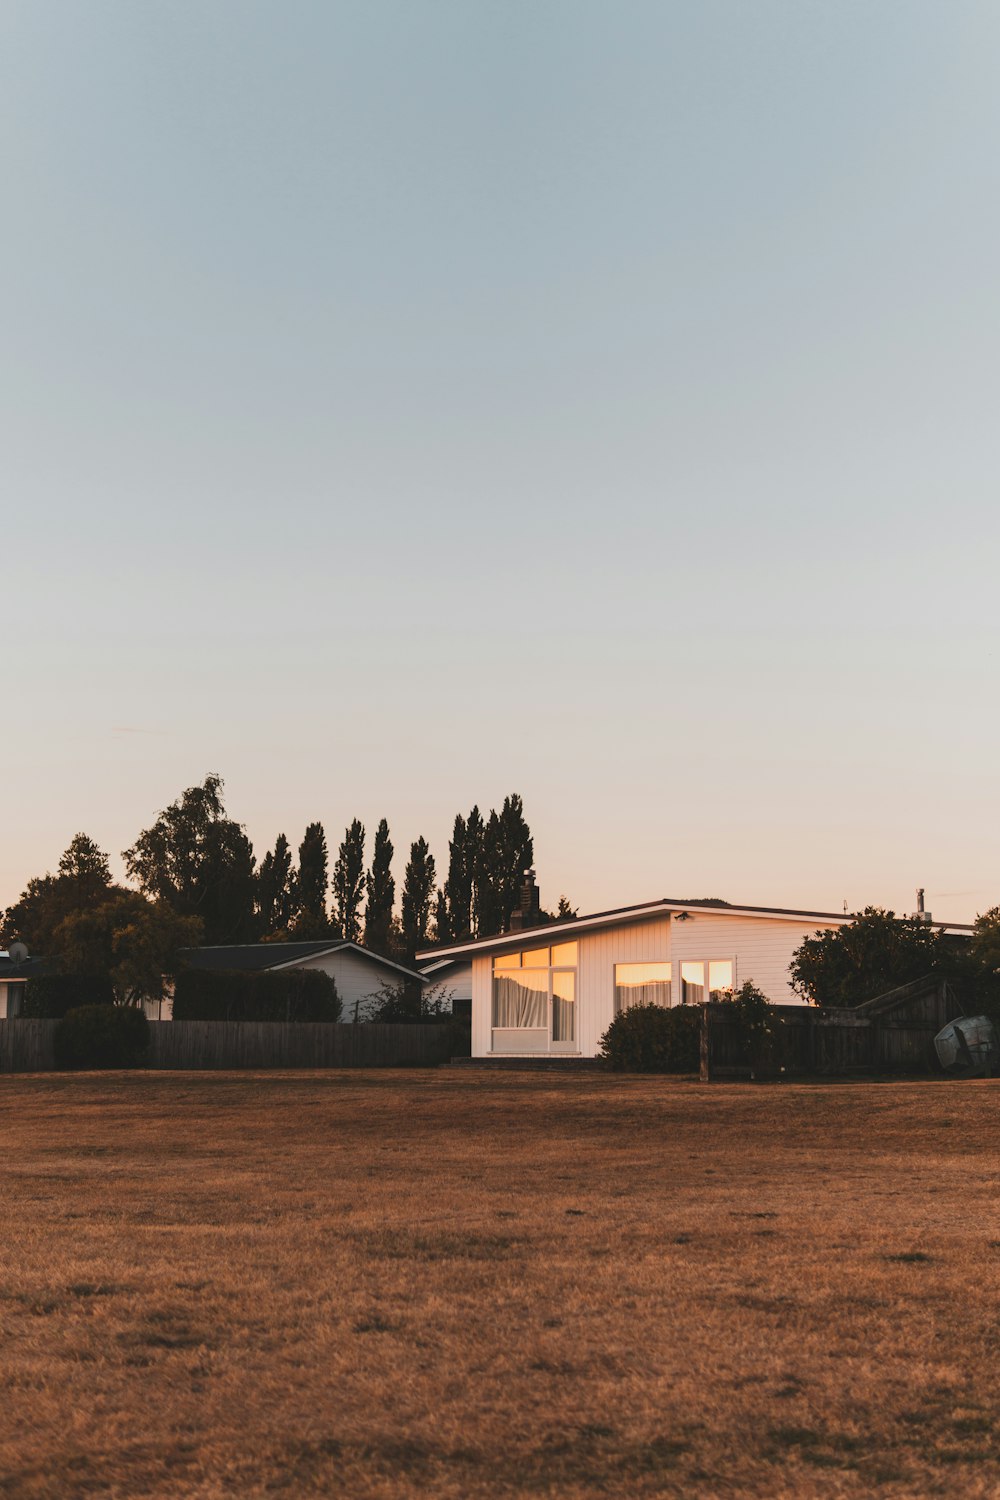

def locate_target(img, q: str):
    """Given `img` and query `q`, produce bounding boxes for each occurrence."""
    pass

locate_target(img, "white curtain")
[493,976,547,1028]
[615,980,672,1013]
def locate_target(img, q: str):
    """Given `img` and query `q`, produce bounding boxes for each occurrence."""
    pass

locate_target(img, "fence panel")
[0,1020,453,1073]
[0,1019,58,1072]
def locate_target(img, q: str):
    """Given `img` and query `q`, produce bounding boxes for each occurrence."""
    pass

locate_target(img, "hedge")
[172,966,341,1023]
[54,1005,150,1069]
[599,1003,702,1073]
[22,974,116,1019]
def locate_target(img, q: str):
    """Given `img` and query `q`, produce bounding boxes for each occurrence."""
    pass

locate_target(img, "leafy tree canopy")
[123,774,257,946]
[53,892,202,1007]
[789,906,951,1008]
[364,819,395,956]
[2,834,118,950]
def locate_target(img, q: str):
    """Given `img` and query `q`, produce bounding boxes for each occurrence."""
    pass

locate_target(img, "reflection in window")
[709,960,733,999]
[492,968,548,1028]
[520,946,550,968]
[614,962,672,1013]
[681,961,705,1005]
[552,971,576,1042]
[551,941,578,967]
[494,951,521,970]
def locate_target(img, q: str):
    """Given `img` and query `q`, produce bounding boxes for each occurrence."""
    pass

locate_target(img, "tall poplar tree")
[444,813,472,940]
[257,833,296,936]
[401,837,436,960]
[363,819,395,955]
[332,820,366,942]
[294,822,329,937]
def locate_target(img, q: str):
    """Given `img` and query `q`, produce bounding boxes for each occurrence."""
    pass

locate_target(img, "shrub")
[54,1005,150,1070]
[21,974,116,1019]
[715,981,781,1076]
[172,966,341,1022]
[599,1003,702,1073]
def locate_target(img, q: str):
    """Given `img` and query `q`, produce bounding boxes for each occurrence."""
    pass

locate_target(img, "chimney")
[508,869,541,932]
[911,887,932,924]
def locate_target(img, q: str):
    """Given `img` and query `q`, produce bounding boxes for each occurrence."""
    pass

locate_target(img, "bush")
[54,1005,150,1069]
[172,966,341,1022]
[21,974,115,1019]
[715,981,781,1076]
[599,1003,702,1073]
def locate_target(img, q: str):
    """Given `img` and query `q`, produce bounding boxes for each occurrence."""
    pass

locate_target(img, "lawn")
[1,1070,999,1498]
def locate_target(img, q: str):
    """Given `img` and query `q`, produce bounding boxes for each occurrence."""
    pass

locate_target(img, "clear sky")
[3,2,998,926]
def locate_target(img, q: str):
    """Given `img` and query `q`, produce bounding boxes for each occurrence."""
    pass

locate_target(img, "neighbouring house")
[416,876,972,1060]
[172,941,428,1022]
[417,956,473,1018]
[0,945,48,1019]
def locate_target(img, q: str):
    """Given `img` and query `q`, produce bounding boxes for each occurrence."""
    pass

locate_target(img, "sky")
[2,1,998,926]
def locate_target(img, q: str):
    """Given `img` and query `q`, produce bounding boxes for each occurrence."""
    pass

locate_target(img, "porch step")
[449,1056,605,1071]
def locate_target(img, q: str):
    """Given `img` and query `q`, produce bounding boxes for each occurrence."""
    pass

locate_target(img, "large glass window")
[681,961,706,1005]
[614,962,672,1013]
[491,945,578,1035]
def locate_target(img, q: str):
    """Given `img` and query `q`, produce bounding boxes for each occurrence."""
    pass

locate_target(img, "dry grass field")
[1,1070,999,1499]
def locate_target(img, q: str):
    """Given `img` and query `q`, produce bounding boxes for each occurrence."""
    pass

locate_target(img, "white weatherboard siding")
[471,911,844,1058]
[670,911,842,1008]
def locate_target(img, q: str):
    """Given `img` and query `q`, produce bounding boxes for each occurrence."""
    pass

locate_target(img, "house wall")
[0,983,25,1019]
[295,950,415,1022]
[471,911,844,1058]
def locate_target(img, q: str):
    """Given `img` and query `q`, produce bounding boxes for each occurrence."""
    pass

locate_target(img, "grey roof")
[175,941,427,983]
[0,955,51,981]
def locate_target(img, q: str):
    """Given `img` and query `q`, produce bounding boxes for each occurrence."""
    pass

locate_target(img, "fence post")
[699,1004,712,1083]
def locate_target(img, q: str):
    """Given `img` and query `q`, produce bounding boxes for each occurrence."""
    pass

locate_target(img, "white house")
[0,944,46,1019]
[416,891,971,1060]
[172,940,427,1022]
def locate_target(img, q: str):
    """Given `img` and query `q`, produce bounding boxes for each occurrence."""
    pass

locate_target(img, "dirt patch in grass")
[1,1070,1000,1497]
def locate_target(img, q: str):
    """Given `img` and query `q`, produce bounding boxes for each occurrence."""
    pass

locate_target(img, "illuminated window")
[492,946,578,1034]
[614,962,672,1013]
[709,960,733,999]
[681,961,705,1005]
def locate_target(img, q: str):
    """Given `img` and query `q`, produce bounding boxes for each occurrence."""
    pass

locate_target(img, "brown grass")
[1,1070,999,1498]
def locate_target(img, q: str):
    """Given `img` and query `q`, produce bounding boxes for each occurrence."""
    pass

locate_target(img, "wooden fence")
[700,977,962,1081]
[0,1020,454,1074]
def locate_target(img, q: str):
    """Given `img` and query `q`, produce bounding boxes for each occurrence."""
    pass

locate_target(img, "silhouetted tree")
[2,834,118,950]
[333,820,366,942]
[790,907,950,1007]
[444,813,473,940]
[363,819,395,956]
[55,892,201,1007]
[123,774,257,946]
[401,837,436,961]
[294,822,329,938]
[257,833,296,936]
[433,889,451,944]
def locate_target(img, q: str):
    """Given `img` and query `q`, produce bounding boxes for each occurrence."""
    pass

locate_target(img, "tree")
[401,837,436,961]
[294,822,329,937]
[123,774,257,945]
[53,892,202,1007]
[256,833,296,937]
[363,819,395,956]
[433,889,451,944]
[2,834,118,950]
[332,820,366,941]
[557,895,578,920]
[465,806,485,935]
[789,907,950,1008]
[474,794,533,937]
[444,814,472,940]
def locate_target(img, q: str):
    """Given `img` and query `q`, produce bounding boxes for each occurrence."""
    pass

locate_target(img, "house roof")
[175,941,427,984]
[0,954,51,981]
[416,896,973,962]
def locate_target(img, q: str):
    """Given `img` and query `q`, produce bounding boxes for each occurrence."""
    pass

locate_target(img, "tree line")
[1,776,574,984]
